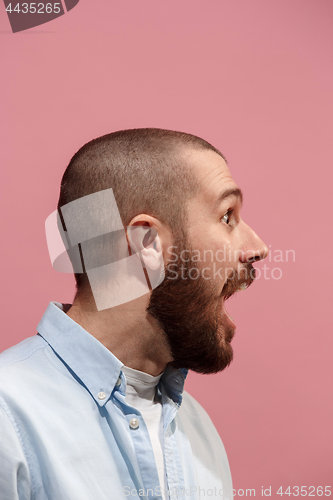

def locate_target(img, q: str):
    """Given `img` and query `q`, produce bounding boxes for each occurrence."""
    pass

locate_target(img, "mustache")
[222,263,256,300]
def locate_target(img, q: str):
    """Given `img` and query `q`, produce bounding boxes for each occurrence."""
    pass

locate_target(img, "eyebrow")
[215,187,243,206]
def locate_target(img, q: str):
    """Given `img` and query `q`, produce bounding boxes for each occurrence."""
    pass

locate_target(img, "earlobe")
[141,235,163,271]
[126,225,163,271]
[127,225,151,255]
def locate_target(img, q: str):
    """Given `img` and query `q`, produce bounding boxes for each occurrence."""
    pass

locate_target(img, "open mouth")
[220,299,236,329]
[220,281,250,329]
[219,264,256,330]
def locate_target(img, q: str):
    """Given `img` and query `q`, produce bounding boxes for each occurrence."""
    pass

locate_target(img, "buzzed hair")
[57,128,225,291]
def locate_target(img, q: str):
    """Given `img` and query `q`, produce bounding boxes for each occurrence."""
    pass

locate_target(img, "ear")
[126,222,163,271]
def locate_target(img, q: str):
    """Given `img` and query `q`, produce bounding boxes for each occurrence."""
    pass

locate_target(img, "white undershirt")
[122,366,166,499]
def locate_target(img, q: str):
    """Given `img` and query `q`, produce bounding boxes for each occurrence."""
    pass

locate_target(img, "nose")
[239,222,269,264]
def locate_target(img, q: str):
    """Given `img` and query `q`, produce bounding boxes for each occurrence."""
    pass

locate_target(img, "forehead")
[183,148,238,203]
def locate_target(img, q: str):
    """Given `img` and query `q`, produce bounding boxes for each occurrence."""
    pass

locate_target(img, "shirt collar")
[160,366,188,406]
[37,302,188,407]
[37,302,123,406]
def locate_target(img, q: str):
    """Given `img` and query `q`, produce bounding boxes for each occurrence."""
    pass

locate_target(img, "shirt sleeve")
[0,403,31,500]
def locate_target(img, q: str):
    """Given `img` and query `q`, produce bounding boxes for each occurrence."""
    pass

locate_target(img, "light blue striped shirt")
[0,302,233,500]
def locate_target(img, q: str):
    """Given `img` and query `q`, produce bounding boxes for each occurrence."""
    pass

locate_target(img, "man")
[0,129,268,500]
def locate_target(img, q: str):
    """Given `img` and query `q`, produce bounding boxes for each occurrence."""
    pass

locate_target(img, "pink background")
[1,0,332,496]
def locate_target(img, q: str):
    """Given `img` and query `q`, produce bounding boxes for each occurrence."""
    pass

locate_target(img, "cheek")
[188,224,239,273]
[200,238,240,284]
[210,234,238,266]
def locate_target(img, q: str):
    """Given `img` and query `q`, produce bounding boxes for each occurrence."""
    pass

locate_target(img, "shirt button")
[129,418,139,430]
[97,391,106,400]
[115,376,121,387]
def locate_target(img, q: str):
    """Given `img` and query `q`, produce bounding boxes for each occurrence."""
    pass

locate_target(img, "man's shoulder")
[181,390,211,417]
[0,335,47,386]
[178,390,230,464]
[180,390,221,436]
[0,335,50,411]
[0,335,46,369]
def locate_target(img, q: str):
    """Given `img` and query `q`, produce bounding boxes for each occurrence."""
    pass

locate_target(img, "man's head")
[58,128,223,291]
[58,128,268,374]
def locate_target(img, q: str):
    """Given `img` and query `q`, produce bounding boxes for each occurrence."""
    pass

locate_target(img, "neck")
[66,292,172,376]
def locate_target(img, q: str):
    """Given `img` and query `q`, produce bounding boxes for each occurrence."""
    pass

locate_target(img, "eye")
[221,209,233,225]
